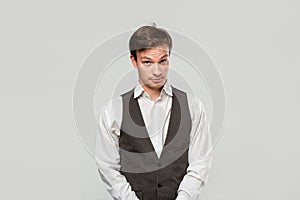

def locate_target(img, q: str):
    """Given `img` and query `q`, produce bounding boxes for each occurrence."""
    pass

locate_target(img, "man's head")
[129,24,173,94]
[129,24,172,61]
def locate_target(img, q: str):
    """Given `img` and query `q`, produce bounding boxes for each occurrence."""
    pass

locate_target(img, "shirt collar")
[133,79,173,99]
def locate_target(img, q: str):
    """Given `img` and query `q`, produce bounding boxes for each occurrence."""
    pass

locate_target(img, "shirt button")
[158,183,163,188]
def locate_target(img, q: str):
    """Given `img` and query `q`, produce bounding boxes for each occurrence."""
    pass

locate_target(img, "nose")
[153,63,162,76]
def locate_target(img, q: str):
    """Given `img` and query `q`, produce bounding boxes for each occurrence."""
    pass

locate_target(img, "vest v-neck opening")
[128,90,181,160]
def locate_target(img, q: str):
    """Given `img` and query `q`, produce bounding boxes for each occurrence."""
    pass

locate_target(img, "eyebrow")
[141,54,169,60]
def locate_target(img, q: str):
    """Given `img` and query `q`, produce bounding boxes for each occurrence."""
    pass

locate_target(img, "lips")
[152,78,162,83]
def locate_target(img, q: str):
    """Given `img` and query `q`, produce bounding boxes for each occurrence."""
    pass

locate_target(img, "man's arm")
[95,98,139,200]
[176,96,213,200]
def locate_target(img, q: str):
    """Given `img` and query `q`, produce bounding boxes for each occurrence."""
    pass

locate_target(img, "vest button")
[157,183,163,188]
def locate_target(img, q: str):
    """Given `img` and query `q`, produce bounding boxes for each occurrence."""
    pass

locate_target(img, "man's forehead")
[137,46,169,58]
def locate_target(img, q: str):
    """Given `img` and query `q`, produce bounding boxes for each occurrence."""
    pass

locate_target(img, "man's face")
[130,46,170,92]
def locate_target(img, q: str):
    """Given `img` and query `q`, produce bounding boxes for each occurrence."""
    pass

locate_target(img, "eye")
[160,59,168,65]
[142,61,152,66]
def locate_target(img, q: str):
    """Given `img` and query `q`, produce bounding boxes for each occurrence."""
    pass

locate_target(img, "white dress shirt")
[95,81,213,200]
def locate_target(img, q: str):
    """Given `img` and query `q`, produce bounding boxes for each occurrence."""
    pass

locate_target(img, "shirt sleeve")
[176,95,213,200]
[94,98,140,200]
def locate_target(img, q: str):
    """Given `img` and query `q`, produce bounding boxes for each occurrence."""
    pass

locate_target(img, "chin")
[151,84,164,90]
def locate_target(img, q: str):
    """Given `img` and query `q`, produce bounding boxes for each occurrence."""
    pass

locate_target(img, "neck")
[146,89,161,101]
[139,82,163,101]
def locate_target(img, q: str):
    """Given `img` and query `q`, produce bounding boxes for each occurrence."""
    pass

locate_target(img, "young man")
[95,24,213,200]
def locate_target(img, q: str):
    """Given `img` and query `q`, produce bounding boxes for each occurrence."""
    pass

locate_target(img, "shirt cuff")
[176,190,191,200]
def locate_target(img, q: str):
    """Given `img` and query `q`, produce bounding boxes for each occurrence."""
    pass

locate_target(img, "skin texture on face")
[130,46,170,100]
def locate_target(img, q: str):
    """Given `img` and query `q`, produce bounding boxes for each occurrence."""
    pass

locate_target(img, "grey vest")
[119,87,191,200]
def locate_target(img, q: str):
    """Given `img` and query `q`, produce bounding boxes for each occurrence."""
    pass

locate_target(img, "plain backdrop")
[1,0,299,200]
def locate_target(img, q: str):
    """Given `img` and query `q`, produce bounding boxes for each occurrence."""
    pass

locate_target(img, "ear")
[130,54,138,68]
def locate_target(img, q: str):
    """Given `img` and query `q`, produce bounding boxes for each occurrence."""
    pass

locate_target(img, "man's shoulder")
[170,85,205,109]
[120,87,135,97]
[186,93,203,106]
[170,85,203,104]
[100,96,123,116]
[171,86,186,95]
[103,87,135,105]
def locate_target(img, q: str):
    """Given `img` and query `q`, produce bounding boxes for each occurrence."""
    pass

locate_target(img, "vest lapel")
[129,94,157,154]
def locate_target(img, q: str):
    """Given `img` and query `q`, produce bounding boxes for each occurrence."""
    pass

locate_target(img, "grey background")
[1,0,299,200]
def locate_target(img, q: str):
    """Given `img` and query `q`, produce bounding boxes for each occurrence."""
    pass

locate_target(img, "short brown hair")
[129,24,173,61]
